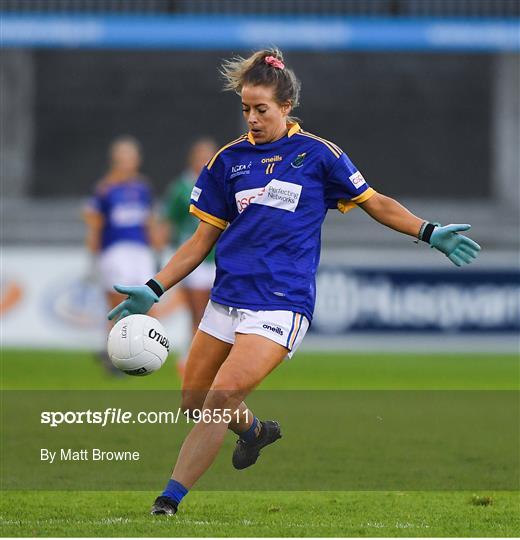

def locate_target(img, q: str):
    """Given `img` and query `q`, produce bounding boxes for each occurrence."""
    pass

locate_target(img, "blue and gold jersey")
[89,177,152,251]
[189,123,375,321]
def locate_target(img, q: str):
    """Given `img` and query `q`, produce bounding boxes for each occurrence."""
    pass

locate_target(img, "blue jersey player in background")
[107,49,481,515]
[84,135,161,371]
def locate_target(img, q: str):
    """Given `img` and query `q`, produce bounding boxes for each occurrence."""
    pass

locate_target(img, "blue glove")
[108,284,160,322]
[429,224,481,267]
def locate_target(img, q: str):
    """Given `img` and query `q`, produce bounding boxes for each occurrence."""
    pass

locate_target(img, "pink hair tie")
[264,56,285,70]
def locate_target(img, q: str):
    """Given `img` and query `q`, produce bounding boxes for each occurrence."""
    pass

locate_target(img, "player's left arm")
[359,192,482,267]
[358,192,423,237]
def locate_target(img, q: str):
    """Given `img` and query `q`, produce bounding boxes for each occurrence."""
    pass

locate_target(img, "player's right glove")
[419,222,481,267]
[107,279,164,322]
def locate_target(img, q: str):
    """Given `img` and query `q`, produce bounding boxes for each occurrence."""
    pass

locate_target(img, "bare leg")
[175,288,211,379]
[181,329,232,399]
[172,333,287,488]
[181,330,257,435]
[184,288,211,336]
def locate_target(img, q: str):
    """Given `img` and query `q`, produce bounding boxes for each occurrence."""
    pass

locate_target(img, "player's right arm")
[108,159,229,322]
[83,206,104,254]
[107,221,221,321]
[155,221,221,289]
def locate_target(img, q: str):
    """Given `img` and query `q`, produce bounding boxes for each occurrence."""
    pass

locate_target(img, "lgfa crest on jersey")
[291,152,307,168]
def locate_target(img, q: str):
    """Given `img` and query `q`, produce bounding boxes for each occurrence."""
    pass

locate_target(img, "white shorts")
[183,261,215,290]
[99,242,155,292]
[198,300,309,359]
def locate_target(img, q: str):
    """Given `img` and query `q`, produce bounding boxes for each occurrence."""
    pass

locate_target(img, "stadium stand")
[0,0,519,16]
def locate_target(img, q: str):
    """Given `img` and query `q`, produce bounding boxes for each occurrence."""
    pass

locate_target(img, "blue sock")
[240,416,260,443]
[162,479,188,505]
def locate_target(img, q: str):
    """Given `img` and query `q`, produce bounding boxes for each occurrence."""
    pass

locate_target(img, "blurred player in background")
[84,135,162,372]
[162,138,218,377]
[108,49,481,515]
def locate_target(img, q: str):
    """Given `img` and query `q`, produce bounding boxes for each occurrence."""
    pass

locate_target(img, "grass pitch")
[2,490,519,537]
[1,349,518,537]
[2,349,517,390]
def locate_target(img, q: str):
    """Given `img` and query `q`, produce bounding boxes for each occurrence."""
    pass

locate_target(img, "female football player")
[84,135,161,371]
[107,50,481,515]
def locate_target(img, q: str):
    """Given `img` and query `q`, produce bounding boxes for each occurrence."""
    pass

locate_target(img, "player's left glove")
[419,222,481,267]
[107,279,164,322]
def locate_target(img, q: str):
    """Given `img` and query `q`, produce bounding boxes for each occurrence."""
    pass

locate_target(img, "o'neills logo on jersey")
[261,155,283,164]
[235,179,302,214]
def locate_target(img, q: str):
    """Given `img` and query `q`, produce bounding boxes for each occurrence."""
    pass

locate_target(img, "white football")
[107,314,170,376]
